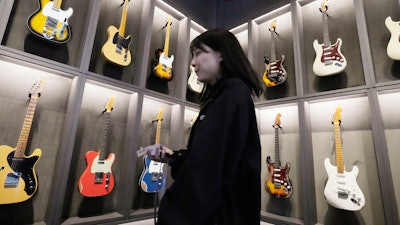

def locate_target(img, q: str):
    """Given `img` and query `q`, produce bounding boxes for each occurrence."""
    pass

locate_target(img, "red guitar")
[265,113,293,198]
[78,97,116,197]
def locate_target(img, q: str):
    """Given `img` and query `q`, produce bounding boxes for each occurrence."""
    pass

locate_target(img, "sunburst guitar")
[323,107,365,211]
[101,0,132,66]
[27,0,73,44]
[78,96,116,197]
[385,16,400,60]
[0,79,45,204]
[265,113,293,198]
[263,20,287,87]
[153,16,174,81]
[313,0,347,76]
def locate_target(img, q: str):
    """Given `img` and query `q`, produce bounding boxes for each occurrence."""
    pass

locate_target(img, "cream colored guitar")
[101,0,132,66]
[385,16,400,60]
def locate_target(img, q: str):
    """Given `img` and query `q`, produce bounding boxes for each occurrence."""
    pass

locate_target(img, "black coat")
[157,78,261,225]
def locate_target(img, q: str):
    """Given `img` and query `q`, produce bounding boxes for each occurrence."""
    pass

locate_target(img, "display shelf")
[251,4,297,101]
[363,0,400,84]
[62,82,133,221]
[1,0,92,67]
[88,0,144,84]
[299,0,365,94]
[309,96,385,225]
[377,90,400,222]
[0,59,74,224]
[258,104,301,220]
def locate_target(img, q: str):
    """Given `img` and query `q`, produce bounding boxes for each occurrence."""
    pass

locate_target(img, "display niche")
[132,97,173,213]
[377,90,400,219]
[0,58,73,224]
[309,96,385,225]
[1,0,91,67]
[88,0,144,84]
[252,4,297,101]
[258,104,301,220]
[145,5,183,99]
[62,82,133,223]
[299,0,365,93]
[363,0,400,83]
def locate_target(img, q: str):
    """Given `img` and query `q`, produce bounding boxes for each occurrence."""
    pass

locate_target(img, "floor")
[120,219,274,225]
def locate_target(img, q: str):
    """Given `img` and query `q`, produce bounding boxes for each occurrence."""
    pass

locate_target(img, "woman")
[146,28,263,225]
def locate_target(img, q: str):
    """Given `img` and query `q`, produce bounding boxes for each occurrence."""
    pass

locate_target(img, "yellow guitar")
[101,0,132,66]
[0,79,45,204]
[27,0,73,44]
[153,16,174,81]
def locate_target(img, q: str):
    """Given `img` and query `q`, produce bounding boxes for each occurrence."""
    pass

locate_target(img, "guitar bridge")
[4,172,21,188]
[94,172,104,184]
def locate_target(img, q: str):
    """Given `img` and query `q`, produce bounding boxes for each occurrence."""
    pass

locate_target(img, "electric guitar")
[27,0,73,44]
[312,0,347,76]
[265,113,293,198]
[263,20,287,87]
[153,16,174,81]
[385,16,400,60]
[101,0,132,66]
[187,65,204,93]
[139,109,167,193]
[0,79,45,204]
[323,107,365,211]
[78,97,116,197]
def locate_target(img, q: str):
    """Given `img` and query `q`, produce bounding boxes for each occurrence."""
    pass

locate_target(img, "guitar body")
[139,155,166,193]
[385,16,400,60]
[263,55,288,87]
[78,150,115,197]
[153,49,174,81]
[0,145,41,204]
[27,0,73,44]
[101,25,132,66]
[188,66,204,93]
[313,38,347,76]
[265,156,293,198]
[323,158,365,211]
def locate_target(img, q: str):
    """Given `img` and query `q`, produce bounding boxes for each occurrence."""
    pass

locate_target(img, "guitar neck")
[155,119,162,144]
[53,0,62,9]
[99,113,111,161]
[274,127,281,167]
[119,0,129,37]
[334,122,344,173]
[270,29,276,61]
[163,18,171,57]
[15,95,39,158]
[322,11,331,47]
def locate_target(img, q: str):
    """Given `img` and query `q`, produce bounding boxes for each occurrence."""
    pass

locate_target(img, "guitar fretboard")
[322,11,331,47]
[274,126,281,167]
[119,0,129,37]
[15,95,39,158]
[334,122,344,173]
[155,118,162,144]
[53,0,62,9]
[99,112,111,161]
[270,28,276,61]
[163,17,172,57]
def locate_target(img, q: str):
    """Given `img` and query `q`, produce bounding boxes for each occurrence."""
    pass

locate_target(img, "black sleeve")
[166,149,187,179]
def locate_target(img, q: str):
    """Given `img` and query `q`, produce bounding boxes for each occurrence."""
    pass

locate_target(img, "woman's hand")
[144,144,172,163]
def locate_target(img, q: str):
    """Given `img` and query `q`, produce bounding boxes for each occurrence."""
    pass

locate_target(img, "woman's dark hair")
[190,28,263,99]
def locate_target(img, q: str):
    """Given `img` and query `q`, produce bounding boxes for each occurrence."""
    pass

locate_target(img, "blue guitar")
[138,109,166,193]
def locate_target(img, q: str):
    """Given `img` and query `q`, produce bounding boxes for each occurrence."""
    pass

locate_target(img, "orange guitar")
[153,16,174,81]
[78,97,116,197]
[265,113,293,198]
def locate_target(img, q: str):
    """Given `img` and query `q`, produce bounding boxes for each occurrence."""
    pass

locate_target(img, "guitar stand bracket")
[152,119,163,123]
[120,0,130,7]
[102,107,113,113]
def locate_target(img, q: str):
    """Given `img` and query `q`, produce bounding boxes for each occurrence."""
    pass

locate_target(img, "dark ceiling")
[163,0,290,29]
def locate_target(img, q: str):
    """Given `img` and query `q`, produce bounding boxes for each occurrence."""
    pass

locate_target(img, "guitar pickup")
[338,191,349,199]
[4,172,21,188]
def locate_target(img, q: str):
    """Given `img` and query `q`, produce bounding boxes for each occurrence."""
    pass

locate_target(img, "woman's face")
[191,44,222,86]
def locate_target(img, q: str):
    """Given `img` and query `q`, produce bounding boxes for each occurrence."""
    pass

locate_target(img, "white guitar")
[313,0,347,76]
[324,107,365,211]
[385,16,400,60]
[187,65,204,93]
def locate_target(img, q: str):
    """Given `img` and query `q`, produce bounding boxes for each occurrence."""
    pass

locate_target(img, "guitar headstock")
[29,79,45,98]
[332,106,342,125]
[272,113,282,129]
[165,15,172,28]
[320,0,328,12]
[269,19,277,32]
[156,108,163,122]
[104,96,115,113]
